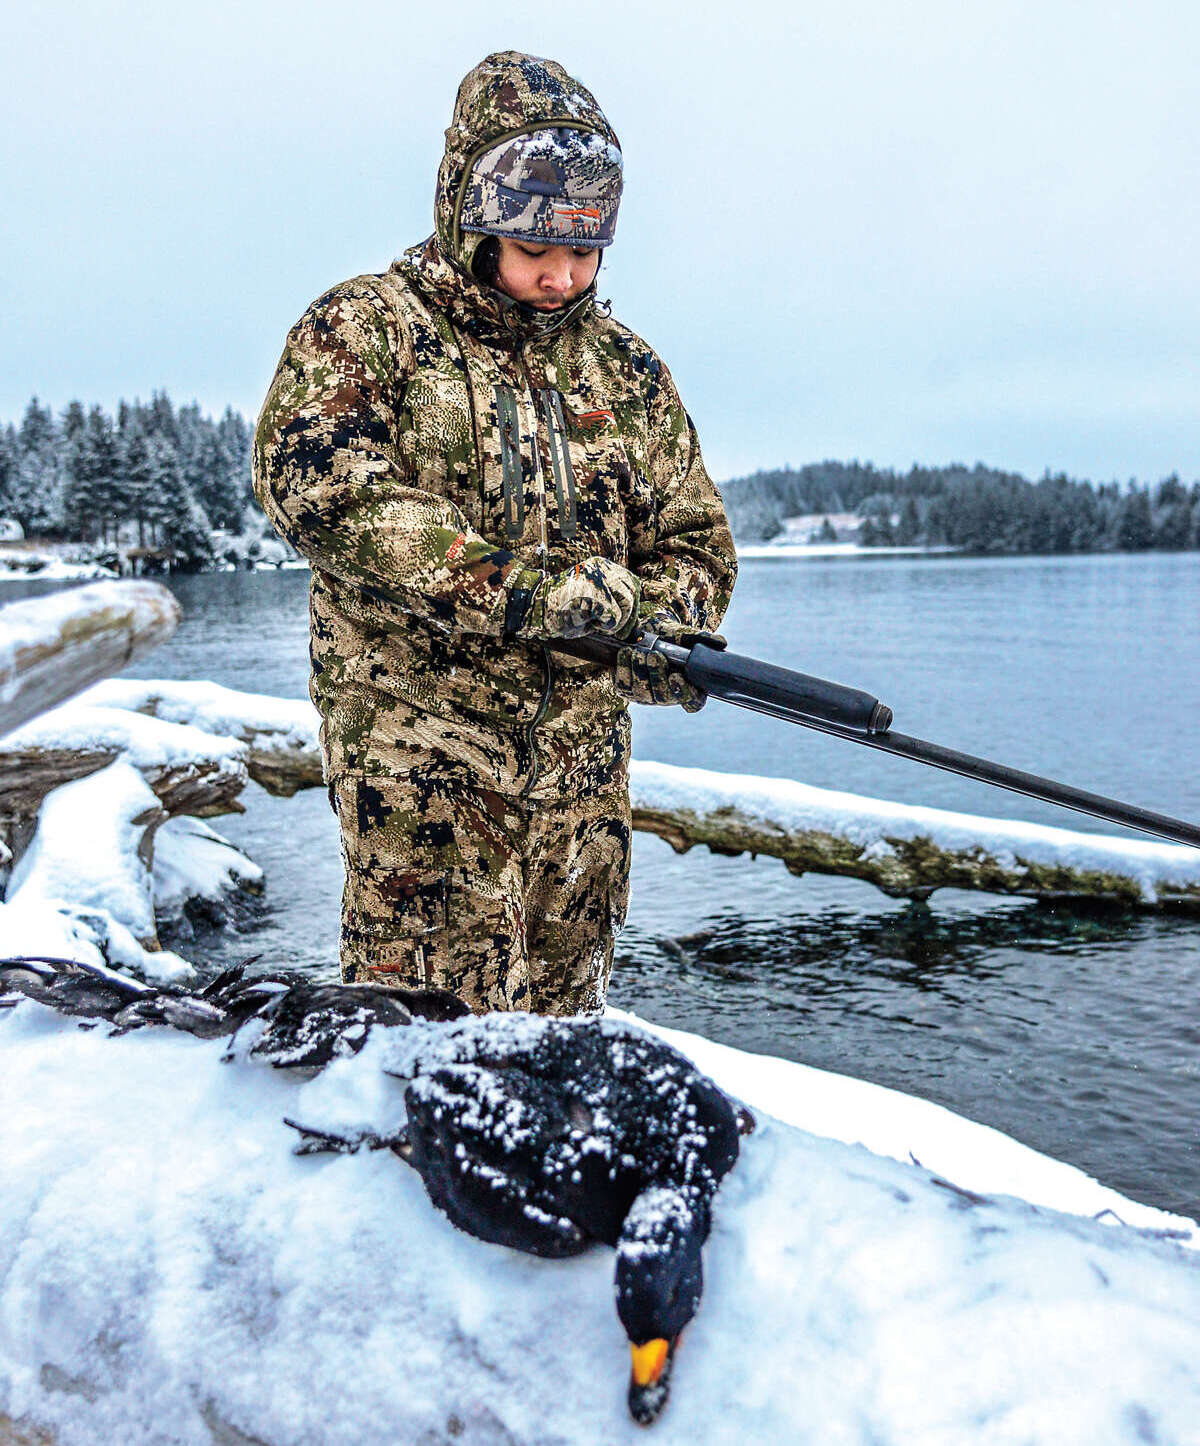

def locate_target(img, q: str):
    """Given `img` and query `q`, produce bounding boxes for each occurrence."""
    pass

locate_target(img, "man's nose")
[540,258,572,293]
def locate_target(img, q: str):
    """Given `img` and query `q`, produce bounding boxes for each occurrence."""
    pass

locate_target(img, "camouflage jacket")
[253,52,737,800]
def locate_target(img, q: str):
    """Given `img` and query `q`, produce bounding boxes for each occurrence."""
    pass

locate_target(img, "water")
[10,553,1200,1217]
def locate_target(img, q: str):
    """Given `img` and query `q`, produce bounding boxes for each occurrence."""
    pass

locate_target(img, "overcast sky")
[3,0,1197,484]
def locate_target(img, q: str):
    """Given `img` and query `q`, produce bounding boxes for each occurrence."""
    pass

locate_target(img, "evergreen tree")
[895,496,922,544]
[217,406,254,524]
[1114,486,1154,550]
[119,420,156,547]
[145,391,180,448]
[0,424,17,519]
[11,398,64,535]
[149,435,214,570]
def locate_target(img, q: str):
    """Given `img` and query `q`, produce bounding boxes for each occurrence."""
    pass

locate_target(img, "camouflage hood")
[432,51,622,281]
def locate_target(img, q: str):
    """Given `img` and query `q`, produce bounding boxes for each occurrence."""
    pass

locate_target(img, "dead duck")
[3,957,750,1422]
[0,956,466,1061]
[290,1014,754,1425]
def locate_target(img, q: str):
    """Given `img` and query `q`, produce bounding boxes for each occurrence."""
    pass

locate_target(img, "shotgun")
[557,631,1200,850]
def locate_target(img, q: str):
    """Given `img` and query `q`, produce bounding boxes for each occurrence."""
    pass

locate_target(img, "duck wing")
[403,1061,591,1258]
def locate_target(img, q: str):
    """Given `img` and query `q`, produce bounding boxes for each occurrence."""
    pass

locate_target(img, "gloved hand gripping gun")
[555,630,1200,850]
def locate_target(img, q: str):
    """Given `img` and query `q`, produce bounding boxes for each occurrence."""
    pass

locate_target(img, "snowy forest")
[722,460,1200,551]
[5,396,1200,570]
[0,395,256,570]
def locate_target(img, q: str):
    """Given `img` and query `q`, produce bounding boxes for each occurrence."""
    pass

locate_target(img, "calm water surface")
[14,553,1200,1217]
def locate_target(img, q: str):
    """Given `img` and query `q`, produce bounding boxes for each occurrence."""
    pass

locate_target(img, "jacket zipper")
[515,347,554,799]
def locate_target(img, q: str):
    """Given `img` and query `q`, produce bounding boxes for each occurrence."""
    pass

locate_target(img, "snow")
[620,1012,1196,1242]
[7,760,163,944]
[0,581,180,726]
[1,699,248,782]
[4,760,195,984]
[152,815,264,930]
[631,760,1200,902]
[3,1001,1200,1445]
[6,681,1200,1439]
[0,551,117,583]
[80,677,319,758]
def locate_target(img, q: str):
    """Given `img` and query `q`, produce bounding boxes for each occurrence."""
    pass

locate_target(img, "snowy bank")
[0,550,117,583]
[0,754,260,978]
[2,1001,1199,1446]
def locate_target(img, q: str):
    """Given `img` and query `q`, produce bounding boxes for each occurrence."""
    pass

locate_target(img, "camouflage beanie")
[459,127,623,248]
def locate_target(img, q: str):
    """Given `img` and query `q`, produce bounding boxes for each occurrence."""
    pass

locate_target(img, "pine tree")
[1114,486,1154,551]
[0,424,17,520]
[895,496,922,545]
[12,398,64,535]
[217,406,253,525]
[149,435,214,570]
[119,420,156,548]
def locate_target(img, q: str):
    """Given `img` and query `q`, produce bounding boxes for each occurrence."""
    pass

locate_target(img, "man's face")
[495,238,601,310]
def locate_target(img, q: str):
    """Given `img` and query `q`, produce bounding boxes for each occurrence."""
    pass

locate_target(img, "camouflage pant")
[331,766,632,1016]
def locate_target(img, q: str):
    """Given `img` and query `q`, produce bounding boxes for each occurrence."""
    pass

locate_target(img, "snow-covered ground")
[2,997,1200,1446]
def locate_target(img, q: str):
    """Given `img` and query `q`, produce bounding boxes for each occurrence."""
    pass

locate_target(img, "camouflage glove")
[517,557,641,641]
[613,613,727,712]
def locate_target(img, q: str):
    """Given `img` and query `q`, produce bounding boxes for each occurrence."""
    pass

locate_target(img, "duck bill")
[628,1337,678,1426]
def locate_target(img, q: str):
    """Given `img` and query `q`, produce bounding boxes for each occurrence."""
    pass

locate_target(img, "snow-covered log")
[1,759,259,970]
[34,679,1200,912]
[6,760,167,949]
[0,580,180,737]
[2,1002,1198,1446]
[0,703,249,868]
[81,678,323,795]
[632,761,1200,912]
[152,814,264,936]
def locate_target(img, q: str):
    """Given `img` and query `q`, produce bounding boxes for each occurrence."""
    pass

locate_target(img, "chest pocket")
[558,398,645,566]
[402,370,479,525]
[493,384,581,547]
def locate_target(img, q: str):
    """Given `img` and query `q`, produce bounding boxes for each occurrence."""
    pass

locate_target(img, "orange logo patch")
[552,205,601,234]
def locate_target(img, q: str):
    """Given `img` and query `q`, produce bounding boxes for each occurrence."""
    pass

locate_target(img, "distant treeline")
[722,461,1200,552]
[6,399,1199,566]
[0,395,256,569]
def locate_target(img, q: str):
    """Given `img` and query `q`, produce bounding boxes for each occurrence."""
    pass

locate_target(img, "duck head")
[615,1186,708,1425]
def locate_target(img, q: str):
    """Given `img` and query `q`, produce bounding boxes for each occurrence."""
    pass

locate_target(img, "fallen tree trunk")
[81,679,323,795]
[631,761,1200,913]
[0,706,249,870]
[0,580,180,737]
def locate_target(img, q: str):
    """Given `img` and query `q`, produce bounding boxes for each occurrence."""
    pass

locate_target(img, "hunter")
[253,50,737,1015]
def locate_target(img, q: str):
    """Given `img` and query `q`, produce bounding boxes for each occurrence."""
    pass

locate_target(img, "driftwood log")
[630,763,1200,914]
[0,580,180,737]
[0,707,248,870]
[80,679,324,796]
